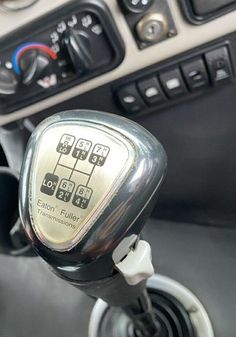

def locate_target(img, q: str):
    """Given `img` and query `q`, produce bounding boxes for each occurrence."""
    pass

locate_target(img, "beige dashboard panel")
[0,0,236,125]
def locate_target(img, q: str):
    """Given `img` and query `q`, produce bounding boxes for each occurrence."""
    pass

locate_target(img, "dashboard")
[1,2,236,337]
[0,0,236,124]
[1,0,236,227]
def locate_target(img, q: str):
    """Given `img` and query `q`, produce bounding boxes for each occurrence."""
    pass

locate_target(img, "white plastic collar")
[115,240,154,286]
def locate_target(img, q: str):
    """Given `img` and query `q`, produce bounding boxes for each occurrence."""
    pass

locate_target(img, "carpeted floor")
[0,255,94,337]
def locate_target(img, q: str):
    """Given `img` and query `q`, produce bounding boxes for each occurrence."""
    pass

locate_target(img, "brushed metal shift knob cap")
[19,110,167,283]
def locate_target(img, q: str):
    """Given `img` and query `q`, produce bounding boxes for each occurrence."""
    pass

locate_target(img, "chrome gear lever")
[19,110,167,337]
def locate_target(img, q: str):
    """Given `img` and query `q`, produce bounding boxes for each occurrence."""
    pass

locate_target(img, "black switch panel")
[115,43,234,115]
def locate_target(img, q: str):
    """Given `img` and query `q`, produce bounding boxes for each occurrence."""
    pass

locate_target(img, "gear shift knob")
[19,110,167,285]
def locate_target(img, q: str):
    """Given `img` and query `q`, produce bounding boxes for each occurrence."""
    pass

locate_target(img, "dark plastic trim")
[178,0,236,25]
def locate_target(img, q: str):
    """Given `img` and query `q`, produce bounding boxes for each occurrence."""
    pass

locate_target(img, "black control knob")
[19,50,51,85]
[119,0,154,14]
[0,68,17,95]
[62,28,93,76]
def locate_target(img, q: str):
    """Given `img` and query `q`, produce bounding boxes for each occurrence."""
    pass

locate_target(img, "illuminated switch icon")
[72,185,93,209]
[89,144,110,167]
[56,134,75,155]
[72,138,92,160]
[37,74,57,89]
[40,173,59,196]
[166,78,181,90]
[123,95,136,104]
[91,24,103,35]
[81,14,93,28]
[145,87,159,98]
[56,179,75,202]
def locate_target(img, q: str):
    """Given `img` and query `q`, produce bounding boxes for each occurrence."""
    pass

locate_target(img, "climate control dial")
[19,50,51,85]
[12,43,58,86]
[62,28,93,76]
